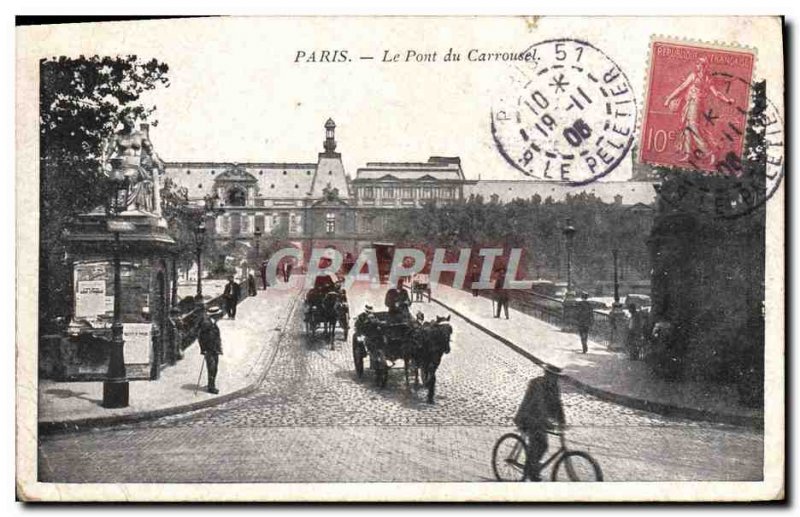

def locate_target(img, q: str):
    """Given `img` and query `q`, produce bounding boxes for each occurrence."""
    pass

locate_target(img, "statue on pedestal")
[100,111,164,215]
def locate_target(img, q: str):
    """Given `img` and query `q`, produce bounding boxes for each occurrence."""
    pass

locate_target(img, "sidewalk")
[428,283,763,428]
[39,282,302,432]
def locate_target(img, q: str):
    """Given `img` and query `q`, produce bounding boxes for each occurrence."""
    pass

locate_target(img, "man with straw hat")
[198,306,224,394]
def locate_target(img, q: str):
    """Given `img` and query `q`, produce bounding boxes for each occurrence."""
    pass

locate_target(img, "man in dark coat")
[626,303,644,360]
[247,273,257,297]
[384,285,399,311]
[385,280,411,322]
[514,368,565,481]
[576,292,594,354]
[494,267,510,319]
[222,276,241,320]
[469,264,481,297]
[260,261,268,290]
[198,307,224,394]
[285,261,293,282]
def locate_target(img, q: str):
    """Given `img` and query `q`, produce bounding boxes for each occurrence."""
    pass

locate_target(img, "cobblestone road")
[38,284,763,483]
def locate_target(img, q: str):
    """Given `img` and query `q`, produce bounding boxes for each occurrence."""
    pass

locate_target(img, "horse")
[321,290,350,348]
[303,288,325,337]
[405,315,453,404]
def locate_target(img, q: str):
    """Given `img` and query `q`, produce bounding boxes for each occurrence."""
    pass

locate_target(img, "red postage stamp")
[639,39,756,173]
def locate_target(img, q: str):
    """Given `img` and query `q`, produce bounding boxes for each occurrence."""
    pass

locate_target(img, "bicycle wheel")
[551,451,603,481]
[491,433,528,481]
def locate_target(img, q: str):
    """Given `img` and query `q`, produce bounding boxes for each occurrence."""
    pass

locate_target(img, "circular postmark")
[655,76,784,219]
[491,39,637,185]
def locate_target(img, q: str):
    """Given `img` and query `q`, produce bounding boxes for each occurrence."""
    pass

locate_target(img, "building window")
[401,187,414,199]
[227,187,247,206]
[326,213,336,234]
[384,186,395,198]
[272,214,278,227]
[290,214,298,233]
[283,170,287,175]
[362,216,374,233]
[307,170,311,175]
[363,187,374,199]
[421,187,433,199]
[186,170,191,175]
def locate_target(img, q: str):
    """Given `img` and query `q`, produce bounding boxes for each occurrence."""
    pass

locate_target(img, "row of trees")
[384,192,654,291]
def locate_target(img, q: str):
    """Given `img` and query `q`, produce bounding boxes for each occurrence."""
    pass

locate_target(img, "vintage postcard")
[16,16,784,502]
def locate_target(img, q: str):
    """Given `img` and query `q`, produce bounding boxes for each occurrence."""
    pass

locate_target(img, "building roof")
[464,180,657,206]
[312,155,351,199]
[164,162,320,200]
[354,156,465,182]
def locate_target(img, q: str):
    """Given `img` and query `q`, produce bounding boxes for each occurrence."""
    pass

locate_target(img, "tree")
[39,55,170,331]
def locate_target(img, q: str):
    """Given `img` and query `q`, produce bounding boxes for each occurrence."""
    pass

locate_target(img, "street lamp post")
[253,226,262,289]
[609,248,627,351]
[563,218,576,297]
[560,218,578,332]
[102,180,135,408]
[194,221,206,297]
[613,249,620,306]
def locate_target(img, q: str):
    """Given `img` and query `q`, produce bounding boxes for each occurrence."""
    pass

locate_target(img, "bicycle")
[491,429,603,482]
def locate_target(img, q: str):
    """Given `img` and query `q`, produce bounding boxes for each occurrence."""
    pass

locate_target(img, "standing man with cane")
[197,306,224,394]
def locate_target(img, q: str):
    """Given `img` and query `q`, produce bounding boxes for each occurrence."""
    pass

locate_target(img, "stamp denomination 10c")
[640,39,755,174]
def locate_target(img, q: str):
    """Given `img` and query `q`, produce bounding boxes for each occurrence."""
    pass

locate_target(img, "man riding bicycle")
[514,366,566,481]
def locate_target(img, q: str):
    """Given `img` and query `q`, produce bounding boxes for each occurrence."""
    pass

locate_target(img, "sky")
[18,16,784,182]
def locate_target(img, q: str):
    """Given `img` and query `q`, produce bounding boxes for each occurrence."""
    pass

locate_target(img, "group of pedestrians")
[196,258,299,394]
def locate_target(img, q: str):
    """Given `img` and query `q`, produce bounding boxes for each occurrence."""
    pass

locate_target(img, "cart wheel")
[353,336,364,378]
[376,368,388,388]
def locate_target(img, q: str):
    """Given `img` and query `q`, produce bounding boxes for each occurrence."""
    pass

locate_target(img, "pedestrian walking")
[277,261,286,283]
[223,275,241,320]
[198,306,224,394]
[576,291,594,354]
[626,303,644,360]
[494,267,509,319]
[247,273,257,297]
[260,261,268,290]
[469,264,480,297]
[285,261,293,282]
[166,306,184,364]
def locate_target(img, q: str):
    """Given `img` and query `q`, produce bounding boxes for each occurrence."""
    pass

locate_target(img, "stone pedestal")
[46,209,176,382]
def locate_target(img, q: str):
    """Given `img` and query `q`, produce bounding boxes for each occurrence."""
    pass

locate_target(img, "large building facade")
[163,119,657,266]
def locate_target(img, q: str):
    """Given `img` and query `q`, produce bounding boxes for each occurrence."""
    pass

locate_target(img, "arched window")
[227,187,247,206]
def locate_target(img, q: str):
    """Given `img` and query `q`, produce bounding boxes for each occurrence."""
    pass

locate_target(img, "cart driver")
[514,366,566,481]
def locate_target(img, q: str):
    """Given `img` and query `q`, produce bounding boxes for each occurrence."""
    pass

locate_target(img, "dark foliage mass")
[384,192,653,288]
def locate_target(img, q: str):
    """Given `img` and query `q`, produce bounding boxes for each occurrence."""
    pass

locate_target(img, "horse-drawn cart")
[352,311,413,387]
[411,274,431,302]
[351,308,453,403]
[304,275,349,346]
